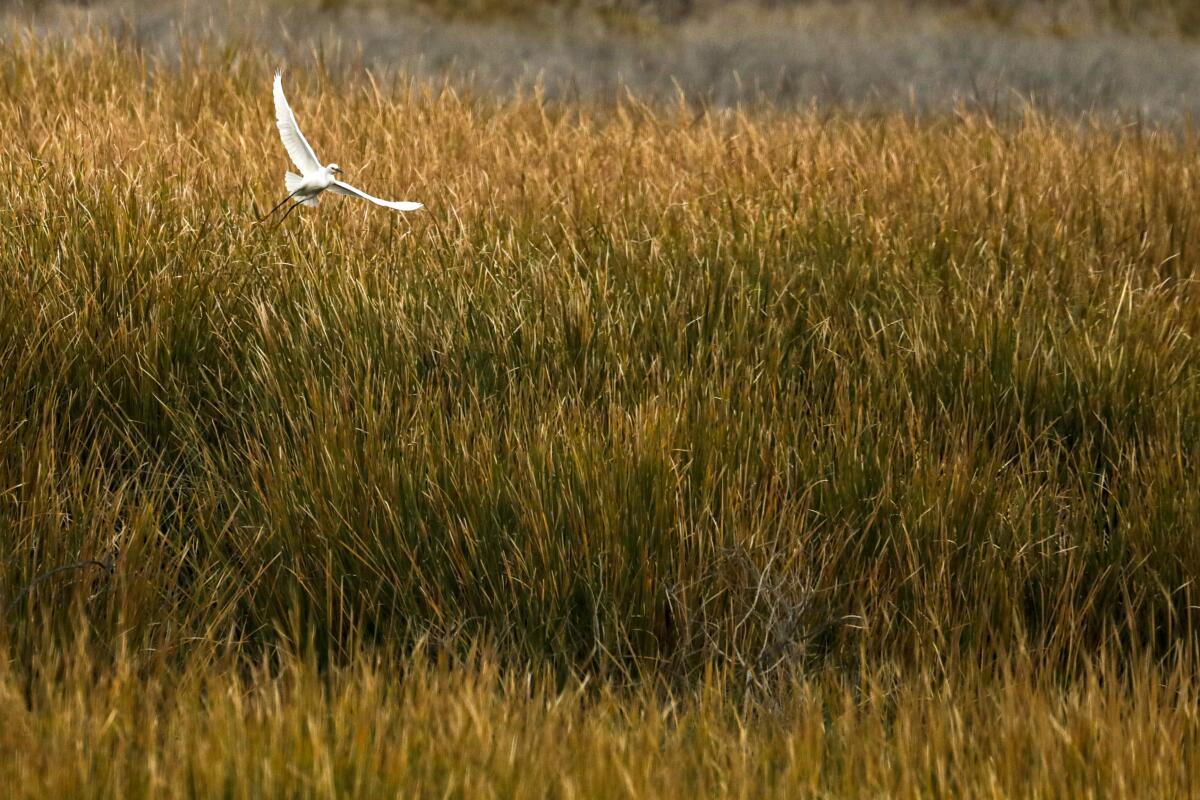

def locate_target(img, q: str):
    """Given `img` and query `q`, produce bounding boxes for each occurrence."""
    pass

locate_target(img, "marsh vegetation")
[1,6,1200,796]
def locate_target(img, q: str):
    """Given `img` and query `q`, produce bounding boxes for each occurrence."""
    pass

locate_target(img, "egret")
[262,71,423,223]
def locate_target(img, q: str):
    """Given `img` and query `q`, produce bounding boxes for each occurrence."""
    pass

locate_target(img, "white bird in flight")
[262,71,423,223]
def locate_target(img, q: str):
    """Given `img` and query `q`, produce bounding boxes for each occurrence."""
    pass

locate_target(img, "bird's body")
[295,167,337,196]
[286,166,337,206]
[263,72,423,221]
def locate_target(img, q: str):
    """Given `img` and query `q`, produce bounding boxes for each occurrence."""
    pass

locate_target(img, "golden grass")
[3,646,1199,798]
[1,32,1199,796]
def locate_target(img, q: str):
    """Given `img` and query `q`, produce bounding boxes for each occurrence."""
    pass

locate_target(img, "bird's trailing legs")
[276,197,310,225]
[258,188,304,223]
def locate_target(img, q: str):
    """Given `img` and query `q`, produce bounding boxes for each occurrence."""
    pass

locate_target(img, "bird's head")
[327,163,343,175]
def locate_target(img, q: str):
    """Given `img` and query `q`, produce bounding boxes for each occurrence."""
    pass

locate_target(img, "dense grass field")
[2,30,1200,796]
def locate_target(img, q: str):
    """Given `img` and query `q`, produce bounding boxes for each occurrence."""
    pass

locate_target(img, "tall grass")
[3,645,1199,797]
[1,32,1199,795]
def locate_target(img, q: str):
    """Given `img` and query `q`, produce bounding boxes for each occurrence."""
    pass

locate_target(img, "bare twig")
[6,559,115,615]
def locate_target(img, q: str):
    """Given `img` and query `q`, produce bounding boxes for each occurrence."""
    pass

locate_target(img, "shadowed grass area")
[1,33,1199,795]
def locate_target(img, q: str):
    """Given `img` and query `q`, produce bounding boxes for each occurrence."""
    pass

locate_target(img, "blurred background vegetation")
[7,0,1200,120]
[371,0,1200,34]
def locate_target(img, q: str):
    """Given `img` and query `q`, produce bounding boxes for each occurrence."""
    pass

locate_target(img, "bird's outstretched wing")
[273,71,321,175]
[331,180,423,212]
